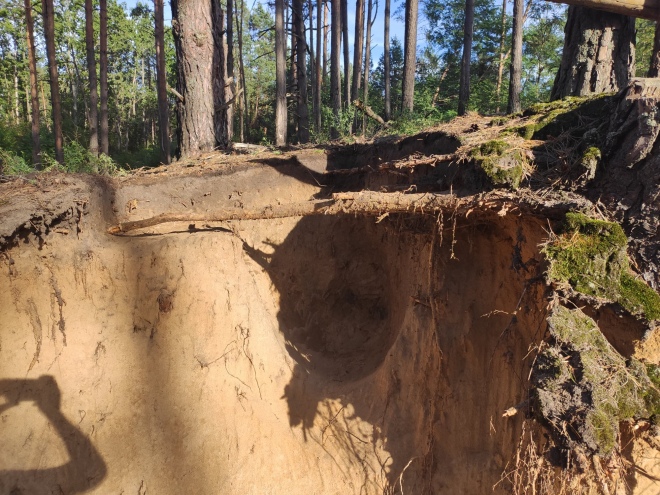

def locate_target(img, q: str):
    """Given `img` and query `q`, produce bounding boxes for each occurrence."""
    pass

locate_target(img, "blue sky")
[122,0,411,70]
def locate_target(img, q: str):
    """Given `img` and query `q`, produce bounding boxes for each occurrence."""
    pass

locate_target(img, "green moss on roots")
[543,212,660,321]
[470,140,526,189]
[533,306,660,456]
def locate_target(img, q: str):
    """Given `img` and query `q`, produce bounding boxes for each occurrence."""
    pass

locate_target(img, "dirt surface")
[1,81,660,495]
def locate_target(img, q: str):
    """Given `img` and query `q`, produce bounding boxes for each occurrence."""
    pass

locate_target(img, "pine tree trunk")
[171,0,231,156]
[341,0,350,106]
[293,0,309,143]
[648,22,660,77]
[458,0,475,116]
[213,1,232,149]
[495,0,507,113]
[154,0,170,164]
[227,0,234,81]
[323,2,329,81]
[227,0,235,140]
[330,0,341,138]
[351,0,365,104]
[384,0,391,121]
[551,6,635,100]
[507,0,523,114]
[234,0,247,143]
[309,0,315,132]
[41,0,64,164]
[85,0,99,155]
[362,0,373,134]
[275,0,287,146]
[401,0,418,113]
[100,0,109,154]
[25,0,40,169]
[315,0,322,132]
[290,9,297,117]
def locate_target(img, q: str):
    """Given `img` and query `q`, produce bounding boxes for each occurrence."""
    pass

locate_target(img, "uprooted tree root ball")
[2,82,660,494]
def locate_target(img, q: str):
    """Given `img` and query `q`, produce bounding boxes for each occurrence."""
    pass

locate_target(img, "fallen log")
[108,190,590,235]
[545,0,660,21]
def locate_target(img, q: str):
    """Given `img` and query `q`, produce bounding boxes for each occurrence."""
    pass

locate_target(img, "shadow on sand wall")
[0,375,107,494]
[243,212,547,493]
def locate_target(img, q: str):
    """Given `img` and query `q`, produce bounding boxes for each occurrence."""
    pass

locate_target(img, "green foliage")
[0,148,32,175]
[39,142,119,175]
[544,213,660,321]
[636,19,655,77]
[113,147,162,170]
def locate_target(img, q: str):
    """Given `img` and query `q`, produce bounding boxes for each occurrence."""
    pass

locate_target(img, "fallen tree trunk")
[545,0,660,21]
[108,190,588,235]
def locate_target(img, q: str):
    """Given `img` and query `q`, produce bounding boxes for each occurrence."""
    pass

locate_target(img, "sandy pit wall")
[0,166,580,494]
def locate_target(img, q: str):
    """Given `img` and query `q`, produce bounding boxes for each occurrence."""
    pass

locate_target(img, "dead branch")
[352,99,391,128]
[215,87,244,111]
[167,85,184,103]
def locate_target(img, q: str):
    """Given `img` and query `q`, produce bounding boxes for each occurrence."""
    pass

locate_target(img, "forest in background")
[0,0,659,172]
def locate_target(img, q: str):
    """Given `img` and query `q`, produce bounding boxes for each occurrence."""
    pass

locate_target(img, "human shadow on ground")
[0,375,107,494]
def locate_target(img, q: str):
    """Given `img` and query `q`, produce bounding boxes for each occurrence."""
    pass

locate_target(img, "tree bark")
[213,1,232,149]
[551,6,635,100]
[85,0,99,155]
[275,0,287,146]
[507,0,523,114]
[315,0,322,132]
[100,0,109,155]
[154,0,170,164]
[648,22,660,77]
[401,0,418,113]
[351,0,365,105]
[458,0,475,116]
[330,0,342,138]
[41,0,64,164]
[384,0,391,121]
[341,0,350,106]
[171,0,231,156]
[293,0,309,143]
[25,0,41,169]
